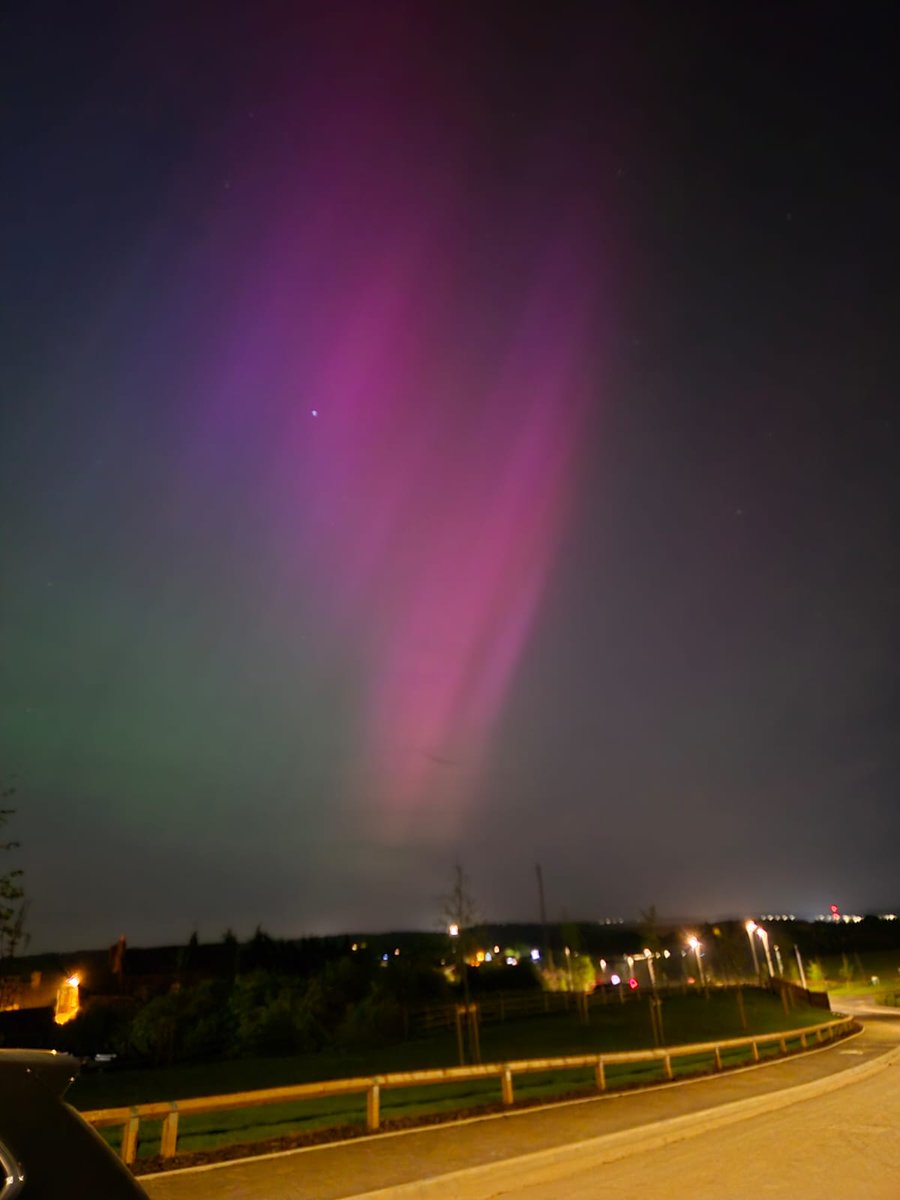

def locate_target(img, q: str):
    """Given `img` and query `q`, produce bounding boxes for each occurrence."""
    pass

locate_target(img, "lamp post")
[794,944,808,990]
[643,949,657,992]
[644,948,664,1046]
[756,925,774,978]
[448,924,465,1063]
[745,920,761,979]
[687,936,705,987]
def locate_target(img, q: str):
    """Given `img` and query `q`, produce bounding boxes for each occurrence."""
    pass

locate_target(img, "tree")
[0,796,26,1009]
[440,864,482,1063]
[442,864,478,930]
[440,863,479,986]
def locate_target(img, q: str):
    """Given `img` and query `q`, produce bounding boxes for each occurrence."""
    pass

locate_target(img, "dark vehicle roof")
[0,1049,78,1097]
[0,1049,148,1198]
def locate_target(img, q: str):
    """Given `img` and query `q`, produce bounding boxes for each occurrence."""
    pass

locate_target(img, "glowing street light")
[54,974,80,1025]
[686,936,705,987]
[643,948,657,992]
[756,925,774,977]
[745,920,761,978]
[448,923,460,938]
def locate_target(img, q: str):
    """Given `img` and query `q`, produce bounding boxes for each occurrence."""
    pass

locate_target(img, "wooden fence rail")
[409,980,829,1034]
[84,1014,857,1166]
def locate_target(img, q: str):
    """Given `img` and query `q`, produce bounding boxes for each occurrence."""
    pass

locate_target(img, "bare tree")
[440,864,481,1063]
[440,864,479,1001]
[441,863,478,936]
[0,792,26,1010]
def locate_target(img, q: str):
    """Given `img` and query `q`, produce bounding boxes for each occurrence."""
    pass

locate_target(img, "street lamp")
[745,920,761,979]
[794,945,808,989]
[643,948,657,992]
[686,936,705,987]
[642,949,664,1046]
[756,925,774,978]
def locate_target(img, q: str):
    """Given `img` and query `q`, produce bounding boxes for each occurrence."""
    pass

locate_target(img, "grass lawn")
[817,952,900,1000]
[71,988,841,1164]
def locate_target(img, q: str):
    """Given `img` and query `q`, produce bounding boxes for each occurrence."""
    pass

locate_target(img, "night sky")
[3,3,898,952]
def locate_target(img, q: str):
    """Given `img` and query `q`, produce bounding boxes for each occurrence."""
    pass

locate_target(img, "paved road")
[142,1018,900,1200]
[435,1016,900,1200]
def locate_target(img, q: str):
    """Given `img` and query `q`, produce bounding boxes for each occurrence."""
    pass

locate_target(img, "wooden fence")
[84,1013,857,1166]
[409,979,828,1035]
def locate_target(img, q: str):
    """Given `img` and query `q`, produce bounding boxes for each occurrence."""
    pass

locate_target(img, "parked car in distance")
[0,1048,148,1198]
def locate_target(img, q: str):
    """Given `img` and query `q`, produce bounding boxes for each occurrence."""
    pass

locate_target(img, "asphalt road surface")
[142,1015,900,1200]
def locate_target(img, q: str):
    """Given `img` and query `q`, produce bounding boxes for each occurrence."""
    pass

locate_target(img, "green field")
[69,988,840,1166]
[814,952,900,1001]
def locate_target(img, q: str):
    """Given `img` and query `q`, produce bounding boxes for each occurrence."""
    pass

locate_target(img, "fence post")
[454,1006,465,1066]
[735,987,747,1031]
[468,1004,482,1064]
[160,1102,180,1159]
[751,1040,760,1062]
[799,1031,807,1049]
[367,1082,381,1131]
[595,1057,606,1091]
[662,1053,673,1080]
[501,1067,514,1106]
[121,1110,140,1165]
[714,1046,722,1071]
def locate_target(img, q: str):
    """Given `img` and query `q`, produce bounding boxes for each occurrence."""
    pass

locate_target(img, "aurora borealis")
[3,3,898,950]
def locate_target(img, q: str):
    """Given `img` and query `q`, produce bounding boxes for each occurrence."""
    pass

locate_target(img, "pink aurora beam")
[167,9,602,844]
[305,234,596,842]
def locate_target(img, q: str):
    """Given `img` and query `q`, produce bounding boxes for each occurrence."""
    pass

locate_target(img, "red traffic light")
[628,977,638,990]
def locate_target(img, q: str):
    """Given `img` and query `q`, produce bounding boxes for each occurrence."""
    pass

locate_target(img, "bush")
[227,971,326,1056]
[125,981,230,1065]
